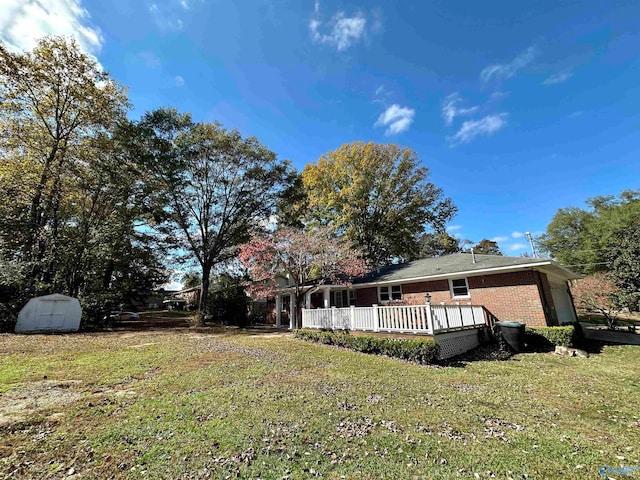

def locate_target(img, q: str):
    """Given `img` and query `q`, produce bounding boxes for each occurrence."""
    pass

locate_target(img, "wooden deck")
[301,304,493,335]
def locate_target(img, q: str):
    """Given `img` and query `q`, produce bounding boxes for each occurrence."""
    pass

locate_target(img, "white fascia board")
[348,261,556,289]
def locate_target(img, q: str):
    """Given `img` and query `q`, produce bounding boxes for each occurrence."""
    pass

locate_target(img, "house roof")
[352,253,579,286]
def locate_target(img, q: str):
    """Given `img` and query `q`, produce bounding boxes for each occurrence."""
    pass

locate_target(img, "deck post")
[372,304,379,332]
[350,306,355,330]
[275,295,282,328]
[331,306,337,330]
[426,305,433,334]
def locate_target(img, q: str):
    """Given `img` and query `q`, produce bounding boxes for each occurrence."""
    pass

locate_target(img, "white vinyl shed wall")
[15,294,82,333]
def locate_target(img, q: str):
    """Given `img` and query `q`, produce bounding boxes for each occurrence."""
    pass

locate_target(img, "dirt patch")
[0,380,84,427]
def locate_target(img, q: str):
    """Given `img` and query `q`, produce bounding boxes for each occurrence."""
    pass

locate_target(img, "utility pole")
[525,232,537,258]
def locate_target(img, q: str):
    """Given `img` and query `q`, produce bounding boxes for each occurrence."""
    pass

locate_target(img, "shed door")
[550,282,577,325]
[37,300,69,330]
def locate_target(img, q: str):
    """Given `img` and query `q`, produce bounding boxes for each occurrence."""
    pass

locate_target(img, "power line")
[560,262,611,268]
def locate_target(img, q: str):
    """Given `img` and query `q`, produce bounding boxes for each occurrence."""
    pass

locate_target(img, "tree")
[302,142,456,267]
[571,272,621,329]
[0,36,129,294]
[182,272,202,289]
[275,172,309,228]
[128,109,293,325]
[415,232,466,258]
[538,190,640,274]
[472,239,502,256]
[239,227,368,328]
[0,37,166,325]
[609,223,640,311]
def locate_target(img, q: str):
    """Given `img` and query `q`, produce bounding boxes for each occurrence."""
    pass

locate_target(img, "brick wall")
[355,287,378,307]
[354,270,551,326]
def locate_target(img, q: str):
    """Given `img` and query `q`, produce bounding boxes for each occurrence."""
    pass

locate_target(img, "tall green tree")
[608,222,640,311]
[472,239,502,256]
[538,190,640,274]
[127,109,293,324]
[302,142,456,266]
[414,232,467,258]
[0,36,129,294]
[0,37,167,324]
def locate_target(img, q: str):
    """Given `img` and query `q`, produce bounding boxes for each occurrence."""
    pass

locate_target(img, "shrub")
[293,329,439,364]
[525,324,580,348]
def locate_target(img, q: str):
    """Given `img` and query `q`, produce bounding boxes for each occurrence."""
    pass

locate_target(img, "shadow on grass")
[437,342,515,367]
[439,337,605,368]
[82,317,289,338]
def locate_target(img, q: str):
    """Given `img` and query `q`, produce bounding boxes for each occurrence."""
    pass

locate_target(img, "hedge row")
[293,329,440,364]
[524,324,581,348]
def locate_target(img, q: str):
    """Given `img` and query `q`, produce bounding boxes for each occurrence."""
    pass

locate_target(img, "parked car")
[107,311,140,322]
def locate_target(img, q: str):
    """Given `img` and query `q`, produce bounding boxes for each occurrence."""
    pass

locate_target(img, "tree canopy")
[471,239,502,256]
[124,108,294,324]
[415,232,467,258]
[538,190,640,274]
[239,227,368,328]
[0,36,165,322]
[302,142,456,267]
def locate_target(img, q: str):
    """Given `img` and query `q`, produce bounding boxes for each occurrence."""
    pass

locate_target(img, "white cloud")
[543,72,572,85]
[149,3,183,31]
[480,46,538,83]
[490,236,509,243]
[310,1,374,52]
[511,231,524,238]
[179,0,189,9]
[374,104,415,136]
[0,0,103,55]
[446,225,462,232]
[509,243,528,251]
[441,93,479,126]
[175,75,185,87]
[448,113,508,145]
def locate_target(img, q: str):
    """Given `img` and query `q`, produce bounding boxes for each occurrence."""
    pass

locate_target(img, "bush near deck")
[294,329,440,364]
[525,324,581,348]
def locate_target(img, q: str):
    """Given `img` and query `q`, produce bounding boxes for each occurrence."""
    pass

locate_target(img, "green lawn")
[1,329,639,479]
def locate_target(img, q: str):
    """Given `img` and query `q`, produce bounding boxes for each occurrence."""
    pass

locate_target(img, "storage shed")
[15,294,82,333]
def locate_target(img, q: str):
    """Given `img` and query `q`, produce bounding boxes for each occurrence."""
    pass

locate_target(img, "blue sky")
[2,0,639,256]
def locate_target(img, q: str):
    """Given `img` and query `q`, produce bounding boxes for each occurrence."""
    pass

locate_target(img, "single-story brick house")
[274,253,580,328]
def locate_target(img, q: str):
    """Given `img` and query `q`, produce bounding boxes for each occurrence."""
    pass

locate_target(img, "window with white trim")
[379,285,402,302]
[331,289,356,307]
[449,278,469,297]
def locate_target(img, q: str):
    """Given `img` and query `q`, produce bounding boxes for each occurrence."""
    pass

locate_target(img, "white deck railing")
[302,304,488,334]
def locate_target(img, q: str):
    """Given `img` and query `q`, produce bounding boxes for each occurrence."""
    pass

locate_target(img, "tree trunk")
[295,292,304,329]
[198,263,212,326]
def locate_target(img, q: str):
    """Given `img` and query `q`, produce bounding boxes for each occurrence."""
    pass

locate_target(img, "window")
[331,289,356,307]
[379,285,402,302]
[449,278,469,297]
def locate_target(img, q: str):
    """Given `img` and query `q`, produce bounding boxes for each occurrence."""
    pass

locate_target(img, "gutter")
[321,261,562,289]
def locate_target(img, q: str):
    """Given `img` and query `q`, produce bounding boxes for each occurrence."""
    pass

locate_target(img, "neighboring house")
[275,253,579,328]
[173,285,203,310]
